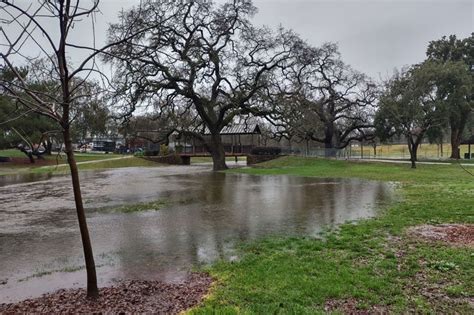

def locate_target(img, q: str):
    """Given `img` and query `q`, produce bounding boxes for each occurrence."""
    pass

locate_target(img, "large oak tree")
[426,34,474,159]
[267,43,377,156]
[105,0,301,170]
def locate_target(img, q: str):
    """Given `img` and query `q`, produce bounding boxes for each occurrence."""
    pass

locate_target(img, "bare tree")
[0,0,152,298]
[105,0,301,170]
[290,43,377,156]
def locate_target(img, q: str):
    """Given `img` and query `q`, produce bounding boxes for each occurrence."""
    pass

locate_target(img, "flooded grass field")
[0,165,394,302]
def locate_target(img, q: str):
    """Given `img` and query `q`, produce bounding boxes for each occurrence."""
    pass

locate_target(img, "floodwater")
[0,165,394,303]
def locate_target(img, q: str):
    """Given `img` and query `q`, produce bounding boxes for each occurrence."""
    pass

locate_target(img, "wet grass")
[75,157,160,171]
[0,151,130,176]
[0,149,117,161]
[94,199,167,213]
[29,157,162,175]
[191,156,247,164]
[350,143,472,159]
[193,157,474,314]
[0,149,29,158]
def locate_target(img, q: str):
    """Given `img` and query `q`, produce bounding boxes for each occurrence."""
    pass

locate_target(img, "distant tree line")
[1,1,471,171]
[376,34,473,167]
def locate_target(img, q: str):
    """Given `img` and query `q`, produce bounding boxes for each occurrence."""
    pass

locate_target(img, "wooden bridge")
[143,152,278,166]
[178,153,248,165]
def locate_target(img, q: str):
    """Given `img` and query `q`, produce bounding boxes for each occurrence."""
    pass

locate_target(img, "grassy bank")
[0,149,117,161]
[0,154,162,176]
[191,156,247,164]
[35,157,161,174]
[351,143,472,159]
[193,157,474,314]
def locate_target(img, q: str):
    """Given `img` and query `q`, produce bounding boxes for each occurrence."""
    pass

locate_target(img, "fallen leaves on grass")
[324,298,389,314]
[407,224,474,248]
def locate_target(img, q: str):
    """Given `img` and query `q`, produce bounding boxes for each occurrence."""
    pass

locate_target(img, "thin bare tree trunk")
[63,127,99,298]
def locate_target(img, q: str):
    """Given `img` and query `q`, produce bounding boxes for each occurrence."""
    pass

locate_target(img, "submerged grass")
[193,156,474,314]
[94,199,167,213]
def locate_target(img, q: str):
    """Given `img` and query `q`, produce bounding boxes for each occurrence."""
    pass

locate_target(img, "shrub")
[159,144,169,156]
[250,146,282,156]
[144,150,159,156]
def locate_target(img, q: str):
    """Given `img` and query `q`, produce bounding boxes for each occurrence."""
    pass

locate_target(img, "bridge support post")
[180,156,191,165]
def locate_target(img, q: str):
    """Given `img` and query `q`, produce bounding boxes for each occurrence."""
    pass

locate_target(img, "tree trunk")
[323,122,340,158]
[19,147,35,163]
[450,127,461,159]
[43,139,53,155]
[63,128,99,299]
[407,138,419,169]
[324,124,337,157]
[209,132,228,171]
[324,141,336,157]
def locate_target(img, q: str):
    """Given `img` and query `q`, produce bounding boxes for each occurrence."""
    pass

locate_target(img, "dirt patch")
[407,224,474,248]
[324,298,389,314]
[388,232,474,312]
[0,273,212,314]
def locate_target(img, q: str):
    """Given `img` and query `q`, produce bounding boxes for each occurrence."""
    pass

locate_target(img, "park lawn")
[31,156,161,174]
[191,156,247,164]
[0,152,161,176]
[192,156,474,314]
[0,149,118,162]
[75,156,160,171]
[338,143,471,159]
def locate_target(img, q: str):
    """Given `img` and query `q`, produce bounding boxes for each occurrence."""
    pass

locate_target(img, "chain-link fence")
[279,144,473,160]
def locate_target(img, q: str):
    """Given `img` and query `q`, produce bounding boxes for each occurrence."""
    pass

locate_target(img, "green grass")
[0,156,162,176]
[34,157,162,174]
[344,143,472,159]
[0,149,116,161]
[74,157,160,171]
[192,156,474,314]
[191,156,247,164]
[0,149,29,158]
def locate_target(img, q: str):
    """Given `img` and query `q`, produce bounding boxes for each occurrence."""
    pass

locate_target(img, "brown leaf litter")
[0,272,212,314]
[407,224,474,247]
[324,298,389,314]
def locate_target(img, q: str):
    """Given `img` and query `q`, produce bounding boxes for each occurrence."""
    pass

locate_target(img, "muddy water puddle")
[0,165,394,302]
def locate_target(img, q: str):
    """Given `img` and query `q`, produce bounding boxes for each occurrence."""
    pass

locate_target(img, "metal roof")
[461,135,474,145]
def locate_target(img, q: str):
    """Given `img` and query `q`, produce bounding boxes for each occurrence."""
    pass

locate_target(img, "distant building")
[178,123,262,154]
[90,137,123,153]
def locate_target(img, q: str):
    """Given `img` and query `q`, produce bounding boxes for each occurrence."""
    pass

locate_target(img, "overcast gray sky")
[3,0,473,80]
[93,0,473,80]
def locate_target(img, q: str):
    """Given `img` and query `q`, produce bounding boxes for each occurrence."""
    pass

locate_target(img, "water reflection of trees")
[113,174,392,280]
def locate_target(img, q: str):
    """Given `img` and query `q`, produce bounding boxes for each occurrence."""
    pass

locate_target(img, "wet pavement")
[0,164,394,302]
